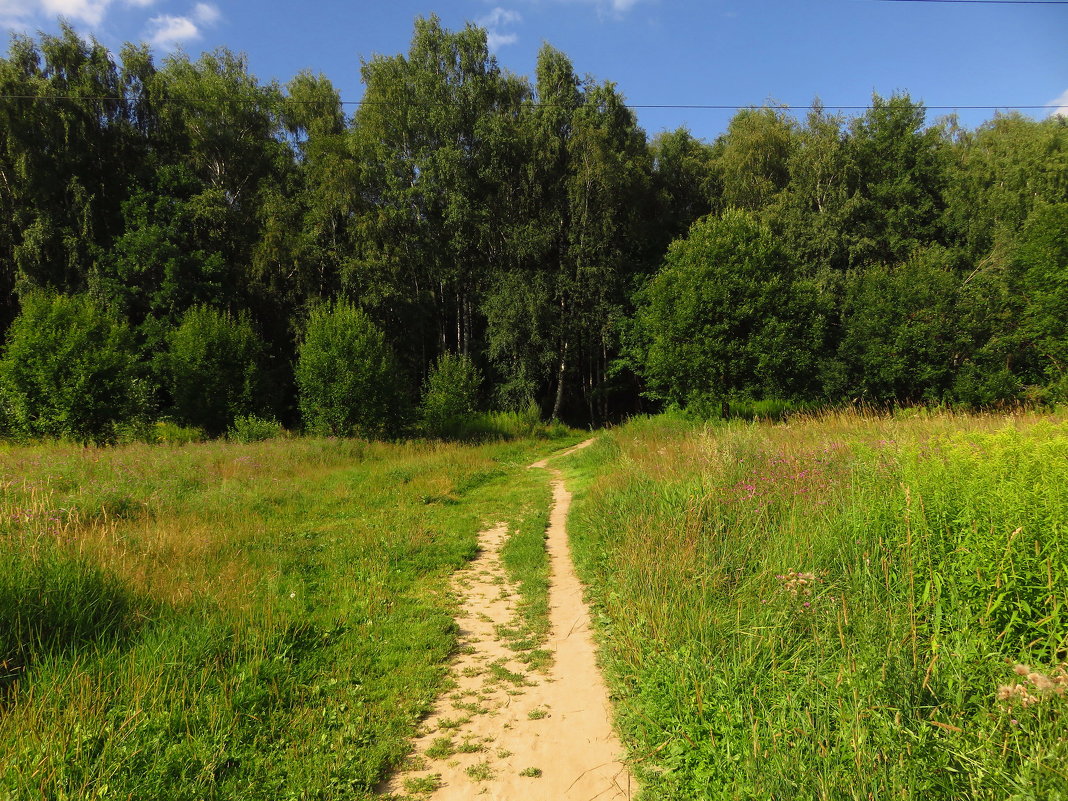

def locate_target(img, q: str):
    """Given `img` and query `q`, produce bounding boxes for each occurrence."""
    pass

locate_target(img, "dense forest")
[0,16,1065,441]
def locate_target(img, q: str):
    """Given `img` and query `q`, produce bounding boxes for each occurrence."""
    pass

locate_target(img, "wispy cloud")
[40,0,111,26]
[192,1,217,23]
[1048,88,1068,118]
[477,6,521,51]
[0,0,220,41]
[144,2,218,49]
[487,30,518,49]
[556,0,647,18]
[146,13,196,47]
[0,0,33,29]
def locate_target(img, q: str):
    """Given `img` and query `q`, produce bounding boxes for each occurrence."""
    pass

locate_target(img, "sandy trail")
[385,439,635,800]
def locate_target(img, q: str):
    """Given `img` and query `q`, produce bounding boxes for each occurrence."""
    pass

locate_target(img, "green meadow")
[4,409,1068,800]
[0,433,572,800]
[566,409,1068,800]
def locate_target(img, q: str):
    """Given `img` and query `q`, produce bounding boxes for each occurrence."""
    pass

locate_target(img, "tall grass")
[567,409,1068,800]
[0,435,569,799]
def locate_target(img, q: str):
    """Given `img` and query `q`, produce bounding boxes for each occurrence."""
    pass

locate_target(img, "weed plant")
[0,433,571,799]
[566,409,1068,800]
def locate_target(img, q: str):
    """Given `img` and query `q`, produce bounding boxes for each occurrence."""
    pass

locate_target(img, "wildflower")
[997,663,1068,712]
[1029,672,1058,693]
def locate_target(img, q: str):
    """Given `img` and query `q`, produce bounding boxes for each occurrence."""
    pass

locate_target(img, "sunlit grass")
[567,408,1068,800]
[0,433,578,799]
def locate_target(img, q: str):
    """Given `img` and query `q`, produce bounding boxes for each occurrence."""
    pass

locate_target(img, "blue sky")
[2,0,1066,142]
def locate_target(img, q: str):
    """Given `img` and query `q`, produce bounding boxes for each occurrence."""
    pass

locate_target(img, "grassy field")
[566,409,1068,800]
[0,432,574,800]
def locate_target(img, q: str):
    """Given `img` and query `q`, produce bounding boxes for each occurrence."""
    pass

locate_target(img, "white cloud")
[555,0,647,17]
[40,0,111,26]
[145,12,199,48]
[486,30,518,49]
[479,7,521,28]
[477,6,521,51]
[192,1,217,23]
[0,0,218,39]
[143,3,218,50]
[0,0,33,29]
[0,0,32,16]
[1048,88,1068,119]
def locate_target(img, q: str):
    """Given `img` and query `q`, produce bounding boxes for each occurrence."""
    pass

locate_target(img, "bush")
[631,210,814,409]
[295,301,403,437]
[229,414,284,443]
[0,292,143,443]
[166,306,266,436]
[420,353,482,439]
[152,420,205,444]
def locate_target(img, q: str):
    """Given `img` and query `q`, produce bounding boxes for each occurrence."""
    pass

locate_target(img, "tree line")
[0,16,1065,441]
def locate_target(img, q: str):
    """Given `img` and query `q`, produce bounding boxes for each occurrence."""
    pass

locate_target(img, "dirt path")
[385,439,636,800]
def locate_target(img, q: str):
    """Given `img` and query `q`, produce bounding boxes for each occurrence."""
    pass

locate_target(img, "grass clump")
[402,773,442,794]
[464,760,494,781]
[425,737,456,760]
[567,409,1068,800]
[227,414,284,443]
[0,540,137,695]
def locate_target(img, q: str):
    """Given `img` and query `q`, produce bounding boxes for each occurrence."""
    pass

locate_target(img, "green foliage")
[295,300,403,437]
[150,420,205,445]
[714,106,795,212]
[165,305,267,436]
[945,114,1068,261]
[0,292,142,442]
[567,412,1068,800]
[420,353,482,439]
[837,247,965,402]
[1015,203,1068,395]
[228,414,284,443]
[633,209,815,407]
[650,128,717,246]
[1,19,1067,430]
[845,93,948,267]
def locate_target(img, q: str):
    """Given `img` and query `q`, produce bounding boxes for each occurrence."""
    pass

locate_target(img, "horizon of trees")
[0,16,1065,441]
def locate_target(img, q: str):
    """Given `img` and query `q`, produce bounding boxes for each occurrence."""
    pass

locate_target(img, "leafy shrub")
[229,414,284,443]
[0,292,143,443]
[295,300,403,437]
[420,353,482,439]
[429,403,574,442]
[165,306,266,436]
[631,210,815,409]
[1016,203,1068,388]
[152,420,205,444]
